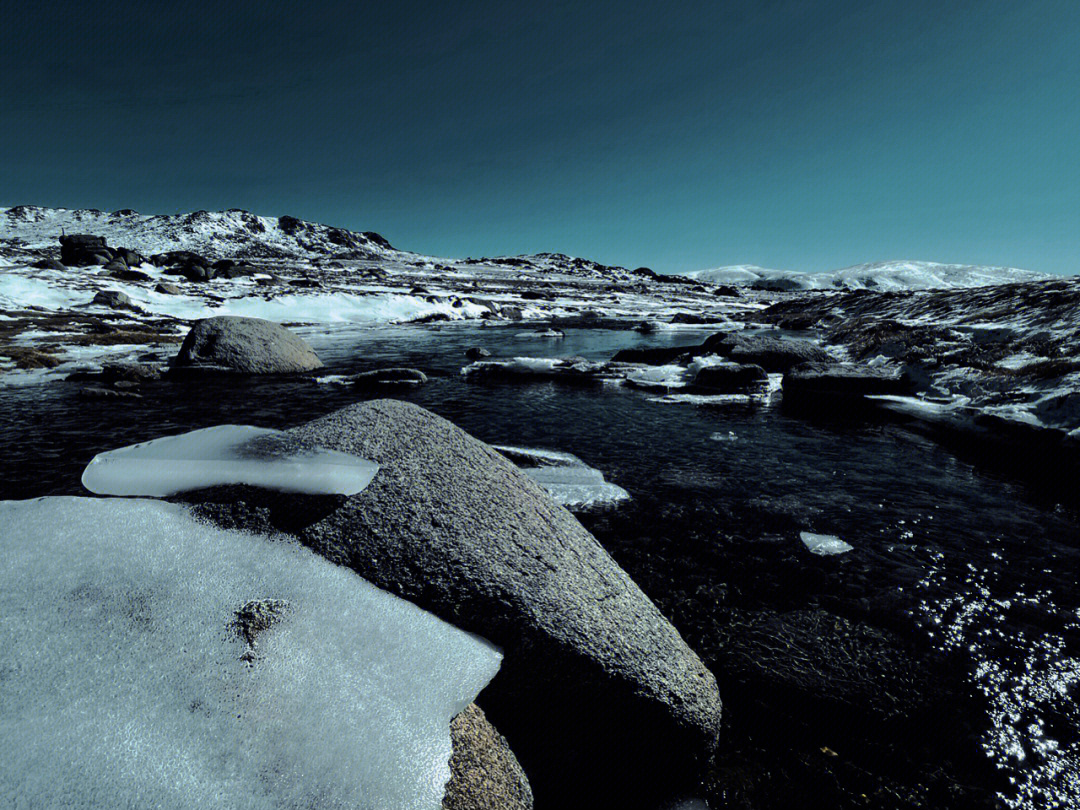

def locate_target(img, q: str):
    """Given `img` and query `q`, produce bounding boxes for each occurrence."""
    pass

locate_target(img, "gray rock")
[32,258,67,271]
[782,361,909,413]
[171,316,324,375]
[690,361,768,392]
[91,290,132,309]
[350,367,428,388]
[703,333,831,372]
[465,347,491,360]
[277,400,722,801]
[612,345,697,365]
[154,282,182,295]
[59,234,110,266]
[444,704,533,810]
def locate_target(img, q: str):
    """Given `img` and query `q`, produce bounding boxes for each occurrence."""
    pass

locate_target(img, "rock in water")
[172,315,324,374]
[702,333,831,372]
[444,704,533,810]
[279,400,722,802]
[689,360,768,392]
[782,362,910,415]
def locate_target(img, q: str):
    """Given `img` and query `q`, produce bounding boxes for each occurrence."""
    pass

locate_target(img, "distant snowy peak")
[0,205,397,260]
[686,260,1049,291]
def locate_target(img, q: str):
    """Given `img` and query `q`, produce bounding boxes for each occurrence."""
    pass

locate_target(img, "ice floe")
[494,445,630,510]
[800,531,854,555]
[82,425,378,497]
[0,496,500,810]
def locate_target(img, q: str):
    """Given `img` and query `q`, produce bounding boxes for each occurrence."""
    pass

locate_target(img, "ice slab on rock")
[0,496,501,810]
[495,445,630,510]
[82,424,379,497]
[800,531,854,555]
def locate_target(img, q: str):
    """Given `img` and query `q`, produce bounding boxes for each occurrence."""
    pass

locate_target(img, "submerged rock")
[349,367,428,388]
[171,316,324,375]
[187,400,722,803]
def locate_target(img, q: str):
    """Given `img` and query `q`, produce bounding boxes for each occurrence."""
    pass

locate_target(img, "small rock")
[690,361,768,392]
[465,347,491,360]
[155,282,182,295]
[350,368,428,388]
[91,290,133,309]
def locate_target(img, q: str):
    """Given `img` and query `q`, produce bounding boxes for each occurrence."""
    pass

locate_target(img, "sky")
[2,0,1078,275]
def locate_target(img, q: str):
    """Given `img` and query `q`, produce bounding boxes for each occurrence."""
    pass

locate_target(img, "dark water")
[1,323,1078,808]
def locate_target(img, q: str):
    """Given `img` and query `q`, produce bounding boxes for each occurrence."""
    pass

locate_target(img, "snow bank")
[494,445,630,509]
[0,496,501,810]
[82,425,379,497]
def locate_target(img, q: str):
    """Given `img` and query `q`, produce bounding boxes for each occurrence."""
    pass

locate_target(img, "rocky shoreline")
[3,219,1078,808]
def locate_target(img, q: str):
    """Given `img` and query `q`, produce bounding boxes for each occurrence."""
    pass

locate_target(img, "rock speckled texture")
[444,704,533,810]
[278,400,722,802]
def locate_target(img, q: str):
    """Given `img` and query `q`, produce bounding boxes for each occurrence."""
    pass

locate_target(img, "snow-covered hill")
[687,260,1050,291]
[0,205,397,260]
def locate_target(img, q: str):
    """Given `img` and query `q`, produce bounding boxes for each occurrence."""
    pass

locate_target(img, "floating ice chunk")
[0,496,501,810]
[82,425,378,497]
[624,364,689,391]
[800,531,854,555]
[711,431,739,442]
[494,445,630,510]
[514,329,564,338]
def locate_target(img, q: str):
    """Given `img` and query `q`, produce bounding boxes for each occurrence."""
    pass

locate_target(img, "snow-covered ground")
[686,260,1049,291]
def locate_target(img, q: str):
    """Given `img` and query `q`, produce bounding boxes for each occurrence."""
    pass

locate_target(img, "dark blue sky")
[3,1,1077,274]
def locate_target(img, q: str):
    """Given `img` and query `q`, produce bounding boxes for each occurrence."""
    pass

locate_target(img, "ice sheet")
[82,425,378,497]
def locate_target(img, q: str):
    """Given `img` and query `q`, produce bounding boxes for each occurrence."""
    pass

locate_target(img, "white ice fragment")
[711,431,739,442]
[800,531,854,555]
[0,496,501,810]
[82,425,378,497]
[624,364,689,390]
[494,445,630,510]
[514,329,564,338]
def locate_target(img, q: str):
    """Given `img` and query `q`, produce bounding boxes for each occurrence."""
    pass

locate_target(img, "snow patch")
[0,496,501,810]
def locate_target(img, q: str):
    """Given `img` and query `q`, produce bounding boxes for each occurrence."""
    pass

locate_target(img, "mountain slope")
[687,260,1050,291]
[0,206,396,260]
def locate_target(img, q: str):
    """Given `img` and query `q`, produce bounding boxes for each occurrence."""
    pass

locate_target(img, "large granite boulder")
[185,400,722,803]
[171,316,324,374]
[444,704,533,810]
